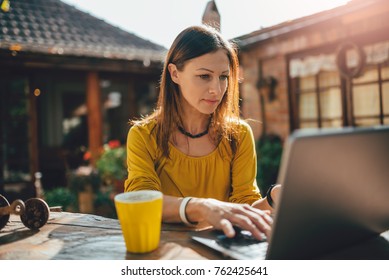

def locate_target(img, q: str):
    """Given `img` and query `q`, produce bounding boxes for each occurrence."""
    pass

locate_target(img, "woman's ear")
[168,63,180,84]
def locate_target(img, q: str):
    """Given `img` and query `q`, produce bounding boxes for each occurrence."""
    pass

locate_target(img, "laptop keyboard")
[214,227,268,259]
[191,226,269,260]
[216,227,266,247]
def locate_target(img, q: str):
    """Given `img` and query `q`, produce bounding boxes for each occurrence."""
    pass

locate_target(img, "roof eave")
[235,0,378,49]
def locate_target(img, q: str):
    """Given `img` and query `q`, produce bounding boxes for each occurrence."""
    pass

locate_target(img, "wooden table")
[0,212,221,260]
[1,212,388,260]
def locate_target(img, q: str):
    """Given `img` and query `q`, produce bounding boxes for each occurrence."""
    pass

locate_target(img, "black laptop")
[192,125,389,259]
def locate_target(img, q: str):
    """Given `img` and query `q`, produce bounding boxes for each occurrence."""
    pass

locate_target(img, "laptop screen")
[191,126,389,260]
[266,126,389,259]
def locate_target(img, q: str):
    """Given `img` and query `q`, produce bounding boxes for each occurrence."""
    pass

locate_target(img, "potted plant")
[256,134,283,196]
[96,140,127,194]
[68,165,101,213]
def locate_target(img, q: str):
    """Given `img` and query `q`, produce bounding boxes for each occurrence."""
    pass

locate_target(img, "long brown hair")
[132,25,241,158]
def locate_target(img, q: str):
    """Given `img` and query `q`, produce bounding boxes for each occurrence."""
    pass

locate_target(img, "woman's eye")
[199,74,210,80]
[220,75,229,81]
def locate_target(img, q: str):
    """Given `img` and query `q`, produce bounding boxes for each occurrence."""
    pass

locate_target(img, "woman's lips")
[203,99,219,105]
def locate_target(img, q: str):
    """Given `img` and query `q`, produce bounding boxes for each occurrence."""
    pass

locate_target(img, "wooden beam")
[28,77,39,179]
[0,52,163,74]
[127,78,137,119]
[86,72,103,166]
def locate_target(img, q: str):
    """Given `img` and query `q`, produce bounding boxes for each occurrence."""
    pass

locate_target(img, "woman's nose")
[209,80,223,95]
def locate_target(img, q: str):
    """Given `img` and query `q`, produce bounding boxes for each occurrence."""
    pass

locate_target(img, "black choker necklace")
[178,126,209,139]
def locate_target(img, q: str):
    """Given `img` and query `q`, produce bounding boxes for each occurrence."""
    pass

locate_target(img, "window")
[352,64,389,126]
[292,62,389,129]
[294,71,343,129]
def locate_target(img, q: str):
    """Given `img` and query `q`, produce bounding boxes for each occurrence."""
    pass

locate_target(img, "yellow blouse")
[124,120,261,205]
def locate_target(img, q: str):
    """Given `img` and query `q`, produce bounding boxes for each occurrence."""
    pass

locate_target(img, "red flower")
[108,140,121,149]
[83,151,92,161]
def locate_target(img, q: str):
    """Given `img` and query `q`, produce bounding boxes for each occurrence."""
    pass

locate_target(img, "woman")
[125,25,281,240]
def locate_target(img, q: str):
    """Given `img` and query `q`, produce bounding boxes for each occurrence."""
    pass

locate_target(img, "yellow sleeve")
[124,124,161,192]
[229,122,262,204]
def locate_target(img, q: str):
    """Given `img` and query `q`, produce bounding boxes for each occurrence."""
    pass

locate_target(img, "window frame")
[290,61,389,130]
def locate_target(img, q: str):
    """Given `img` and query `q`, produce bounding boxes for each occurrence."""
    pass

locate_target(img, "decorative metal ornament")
[20,198,50,230]
[0,195,10,230]
[0,195,25,230]
[336,41,366,79]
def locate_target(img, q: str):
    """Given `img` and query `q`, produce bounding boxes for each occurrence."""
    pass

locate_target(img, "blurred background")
[1,0,388,217]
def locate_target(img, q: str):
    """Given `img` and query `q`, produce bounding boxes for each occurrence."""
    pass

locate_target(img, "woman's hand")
[252,184,282,212]
[269,184,282,204]
[186,198,273,240]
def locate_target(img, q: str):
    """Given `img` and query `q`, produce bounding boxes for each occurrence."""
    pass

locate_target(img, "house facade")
[0,0,165,197]
[236,0,389,140]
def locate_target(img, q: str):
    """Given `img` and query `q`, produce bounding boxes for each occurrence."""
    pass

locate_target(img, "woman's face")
[168,49,230,116]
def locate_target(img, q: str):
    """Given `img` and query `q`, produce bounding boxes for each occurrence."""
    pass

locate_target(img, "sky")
[61,0,351,49]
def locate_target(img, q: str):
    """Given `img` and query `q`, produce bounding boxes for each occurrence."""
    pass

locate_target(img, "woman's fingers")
[241,205,273,237]
[240,204,273,226]
[205,201,273,240]
[234,205,272,232]
[219,218,235,238]
[227,212,270,240]
[262,210,273,225]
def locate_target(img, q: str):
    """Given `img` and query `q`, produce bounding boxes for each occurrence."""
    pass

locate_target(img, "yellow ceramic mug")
[114,190,163,253]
